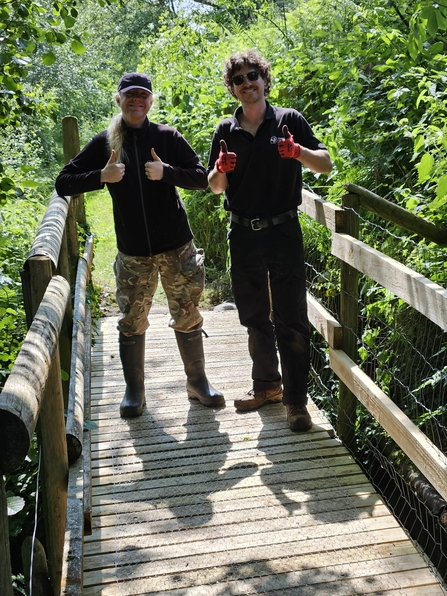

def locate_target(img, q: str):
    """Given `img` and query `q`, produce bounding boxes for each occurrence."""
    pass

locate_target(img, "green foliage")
[0,198,44,390]
[4,438,40,580]
[0,0,91,205]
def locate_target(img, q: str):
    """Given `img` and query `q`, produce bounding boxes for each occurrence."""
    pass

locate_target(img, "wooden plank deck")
[85,308,447,595]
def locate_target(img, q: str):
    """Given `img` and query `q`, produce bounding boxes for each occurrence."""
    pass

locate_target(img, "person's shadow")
[255,405,374,523]
[125,401,258,528]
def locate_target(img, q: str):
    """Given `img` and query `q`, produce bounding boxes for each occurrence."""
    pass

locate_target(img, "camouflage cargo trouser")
[114,240,205,336]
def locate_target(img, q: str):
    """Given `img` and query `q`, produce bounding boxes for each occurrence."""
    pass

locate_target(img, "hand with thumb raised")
[101,149,125,183]
[278,125,301,159]
[145,147,164,180]
[216,139,237,173]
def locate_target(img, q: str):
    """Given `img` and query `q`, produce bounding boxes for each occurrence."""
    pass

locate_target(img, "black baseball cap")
[118,73,153,94]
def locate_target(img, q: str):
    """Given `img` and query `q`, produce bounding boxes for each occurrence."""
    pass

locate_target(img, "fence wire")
[304,208,447,584]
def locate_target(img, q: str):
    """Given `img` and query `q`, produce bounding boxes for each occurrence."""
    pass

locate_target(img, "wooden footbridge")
[1,119,447,595]
[82,308,446,595]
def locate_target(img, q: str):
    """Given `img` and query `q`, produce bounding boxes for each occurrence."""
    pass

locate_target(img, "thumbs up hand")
[278,125,301,159]
[145,148,164,180]
[215,139,237,173]
[100,150,125,183]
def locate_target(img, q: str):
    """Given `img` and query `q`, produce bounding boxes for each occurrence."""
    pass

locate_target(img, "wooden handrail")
[344,182,447,245]
[0,276,70,472]
[66,235,95,464]
[302,187,447,503]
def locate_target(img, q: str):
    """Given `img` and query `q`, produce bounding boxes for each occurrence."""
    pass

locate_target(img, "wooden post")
[21,537,52,596]
[38,346,69,596]
[0,475,14,596]
[336,193,360,452]
[61,116,82,291]
[62,116,86,227]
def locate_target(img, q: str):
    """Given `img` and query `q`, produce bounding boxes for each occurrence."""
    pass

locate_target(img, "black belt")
[230,209,297,231]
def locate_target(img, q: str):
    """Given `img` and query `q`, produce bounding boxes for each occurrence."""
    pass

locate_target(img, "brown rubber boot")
[175,330,225,408]
[286,404,312,432]
[234,387,283,412]
[119,332,146,418]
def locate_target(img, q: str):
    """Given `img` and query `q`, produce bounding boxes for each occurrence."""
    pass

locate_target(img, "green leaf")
[430,194,447,210]
[406,197,419,211]
[21,180,40,188]
[42,52,56,66]
[427,11,439,36]
[3,76,18,91]
[413,135,425,152]
[70,39,85,54]
[436,174,447,200]
[84,419,98,430]
[0,177,15,191]
[436,7,447,30]
[427,41,444,55]
[64,16,76,28]
[416,153,434,182]
[7,495,25,516]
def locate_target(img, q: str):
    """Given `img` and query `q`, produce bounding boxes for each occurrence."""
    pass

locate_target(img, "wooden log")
[345,182,447,246]
[38,341,69,596]
[330,347,447,502]
[307,292,342,349]
[21,536,52,596]
[83,305,93,535]
[62,116,86,226]
[337,194,360,451]
[300,189,345,233]
[61,455,85,596]
[332,233,447,332]
[0,276,70,473]
[27,193,70,270]
[22,256,53,330]
[65,195,80,288]
[0,474,13,596]
[66,236,94,464]
[56,227,73,409]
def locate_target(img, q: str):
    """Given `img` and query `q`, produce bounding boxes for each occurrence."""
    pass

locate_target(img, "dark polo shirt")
[207,102,327,218]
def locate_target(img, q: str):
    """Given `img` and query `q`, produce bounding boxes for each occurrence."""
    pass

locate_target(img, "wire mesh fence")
[304,206,447,583]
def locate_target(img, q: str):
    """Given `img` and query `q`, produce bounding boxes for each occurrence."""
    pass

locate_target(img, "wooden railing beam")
[345,182,447,245]
[66,236,94,464]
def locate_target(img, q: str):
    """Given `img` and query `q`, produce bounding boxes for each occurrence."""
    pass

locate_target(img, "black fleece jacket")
[55,118,207,256]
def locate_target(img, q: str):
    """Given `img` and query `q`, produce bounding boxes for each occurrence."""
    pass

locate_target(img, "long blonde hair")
[107,112,127,163]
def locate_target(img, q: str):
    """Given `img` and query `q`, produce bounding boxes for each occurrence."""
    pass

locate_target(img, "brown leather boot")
[286,404,312,432]
[119,332,146,418]
[175,330,225,408]
[234,387,283,411]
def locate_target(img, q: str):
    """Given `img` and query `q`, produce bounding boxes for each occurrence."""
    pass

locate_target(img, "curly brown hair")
[223,49,272,99]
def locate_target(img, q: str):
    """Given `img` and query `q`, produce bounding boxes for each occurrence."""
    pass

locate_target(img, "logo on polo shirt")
[270,136,284,144]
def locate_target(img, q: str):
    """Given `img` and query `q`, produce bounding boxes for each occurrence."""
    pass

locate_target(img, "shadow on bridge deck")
[84,309,446,595]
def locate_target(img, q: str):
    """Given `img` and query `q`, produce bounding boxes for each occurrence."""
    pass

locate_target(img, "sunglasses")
[232,71,259,86]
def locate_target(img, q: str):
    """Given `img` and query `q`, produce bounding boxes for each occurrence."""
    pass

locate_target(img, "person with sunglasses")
[207,50,332,432]
[56,72,224,418]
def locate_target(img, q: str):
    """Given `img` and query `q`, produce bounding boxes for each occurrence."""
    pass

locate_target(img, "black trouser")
[229,217,310,406]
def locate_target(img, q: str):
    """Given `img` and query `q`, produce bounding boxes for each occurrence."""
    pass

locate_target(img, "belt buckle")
[250,218,262,231]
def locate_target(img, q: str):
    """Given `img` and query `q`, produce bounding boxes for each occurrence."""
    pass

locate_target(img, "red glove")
[278,125,301,159]
[216,139,237,173]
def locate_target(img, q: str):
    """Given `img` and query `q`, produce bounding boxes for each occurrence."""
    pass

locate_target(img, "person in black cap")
[56,72,224,417]
[207,50,332,432]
